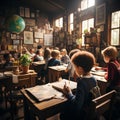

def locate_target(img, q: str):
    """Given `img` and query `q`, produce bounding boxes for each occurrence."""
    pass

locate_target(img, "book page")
[26,84,64,102]
[51,79,77,92]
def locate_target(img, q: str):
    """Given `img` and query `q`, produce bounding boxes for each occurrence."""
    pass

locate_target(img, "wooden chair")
[88,90,117,120]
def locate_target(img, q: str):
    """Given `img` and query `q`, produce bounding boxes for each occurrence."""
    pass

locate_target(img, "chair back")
[92,90,116,119]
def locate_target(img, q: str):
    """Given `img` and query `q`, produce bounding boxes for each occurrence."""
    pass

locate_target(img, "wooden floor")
[0,96,24,120]
[0,96,60,120]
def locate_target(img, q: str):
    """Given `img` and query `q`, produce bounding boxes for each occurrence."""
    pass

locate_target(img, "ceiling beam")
[47,0,65,10]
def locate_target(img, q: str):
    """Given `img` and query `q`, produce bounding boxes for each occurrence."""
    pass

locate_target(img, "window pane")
[81,0,95,10]
[111,29,119,45]
[88,0,95,7]
[55,19,59,27]
[111,11,120,28]
[70,24,73,33]
[82,20,87,33]
[70,13,74,23]
[82,18,94,45]
[59,17,63,28]
[81,0,87,10]
[88,18,94,30]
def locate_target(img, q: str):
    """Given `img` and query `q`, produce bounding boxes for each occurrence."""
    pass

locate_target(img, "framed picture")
[11,34,16,39]
[24,19,36,26]
[25,8,30,18]
[19,7,24,17]
[34,32,43,38]
[31,12,35,18]
[8,45,13,51]
[96,3,106,26]
[44,34,53,46]
[24,31,33,44]
[13,40,20,45]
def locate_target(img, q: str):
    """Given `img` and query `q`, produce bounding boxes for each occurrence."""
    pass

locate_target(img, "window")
[68,13,74,34]
[55,17,63,28]
[82,18,94,45]
[111,11,120,45]
[81,0,95,10]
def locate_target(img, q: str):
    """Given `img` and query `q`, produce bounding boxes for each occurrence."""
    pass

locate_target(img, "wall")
[0,6,53,54]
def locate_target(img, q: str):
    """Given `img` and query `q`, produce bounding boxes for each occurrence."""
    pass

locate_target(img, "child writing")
[101,46,120,92]
[60,51,100,120]
[65,49,80,81]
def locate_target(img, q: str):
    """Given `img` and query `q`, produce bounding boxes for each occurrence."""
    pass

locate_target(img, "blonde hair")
[51,50,60,58]
[101,46,118,60]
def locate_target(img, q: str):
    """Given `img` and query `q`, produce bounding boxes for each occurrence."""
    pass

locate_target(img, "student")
[101,46,120,92]
[24,47,35,58]
[65,49,80,81]
[47,49,61,67]
[60,51,99,120]
[46,49,61,83]
[33,50,44,62]
[44,47,51,70]
[3,53,13,69]
[60,48,70,64]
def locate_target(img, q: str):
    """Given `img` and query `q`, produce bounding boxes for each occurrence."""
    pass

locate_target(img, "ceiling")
[20,0,80,17]
[1,0,80,18]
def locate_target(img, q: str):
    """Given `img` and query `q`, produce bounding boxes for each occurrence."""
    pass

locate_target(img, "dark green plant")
[19,54,31,66]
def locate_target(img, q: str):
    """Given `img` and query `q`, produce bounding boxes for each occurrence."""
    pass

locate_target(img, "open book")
[25,79,77,102]
[51,79,77,93]
[26,84,64,102]
[91,68,106,77]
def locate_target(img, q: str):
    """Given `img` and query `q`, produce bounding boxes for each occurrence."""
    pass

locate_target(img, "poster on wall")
[34,32,43,38]
[24,31,33,44]
[96,3,106,26]
[44,34,53,46]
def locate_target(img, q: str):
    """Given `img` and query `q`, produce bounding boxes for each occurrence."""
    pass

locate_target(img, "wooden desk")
[91,69,107,95]
[30,61,45,78]
[21,79,76,120]
[21,90,67,120]
[48,65,67,83]
[4,70,37,87]
[0,75,12,97]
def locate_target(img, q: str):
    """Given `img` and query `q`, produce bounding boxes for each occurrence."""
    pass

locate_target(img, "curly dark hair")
[71,51,96,73]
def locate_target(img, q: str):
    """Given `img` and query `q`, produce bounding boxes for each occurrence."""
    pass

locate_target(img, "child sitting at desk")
[45,49,61,83]
[60,51,100,120]
[101,46,120,92]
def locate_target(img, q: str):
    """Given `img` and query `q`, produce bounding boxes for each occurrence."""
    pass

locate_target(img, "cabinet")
[84,33,99,56]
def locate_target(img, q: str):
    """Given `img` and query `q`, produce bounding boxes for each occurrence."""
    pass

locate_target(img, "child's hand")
[94,66,102,71]
[63,82,72,96]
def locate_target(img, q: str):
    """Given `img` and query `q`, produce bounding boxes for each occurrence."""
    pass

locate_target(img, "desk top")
[21,79,76,111]
[49,65,67,71]
[32,60,45,66]
[91,67,107,82]
[21,85,67,118]
[3,70,37,76]
[21,89,67,115]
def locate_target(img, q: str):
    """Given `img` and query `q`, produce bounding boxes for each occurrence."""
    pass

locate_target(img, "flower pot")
[22,66,29,74]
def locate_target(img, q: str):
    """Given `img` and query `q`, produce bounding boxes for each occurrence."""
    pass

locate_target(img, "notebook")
[51,79,77,93]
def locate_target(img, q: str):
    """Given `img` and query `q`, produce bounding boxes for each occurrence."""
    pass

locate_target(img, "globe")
[6,15,25,33]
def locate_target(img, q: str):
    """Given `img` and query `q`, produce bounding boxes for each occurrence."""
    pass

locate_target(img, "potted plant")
[19,54,32,73]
